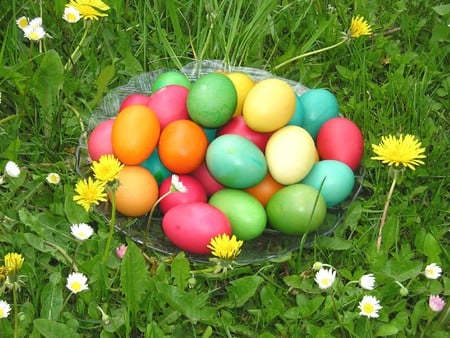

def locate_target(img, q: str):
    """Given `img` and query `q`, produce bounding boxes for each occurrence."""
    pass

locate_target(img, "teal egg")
[206,134,267,189]
[299,89,339,139]
[187,73,237,128]
[301,160,355,207]
[266,184,327,235]
[152,71,191,92]
[287,94,305,126]
[140,148,171,184]
[209,189,266,240]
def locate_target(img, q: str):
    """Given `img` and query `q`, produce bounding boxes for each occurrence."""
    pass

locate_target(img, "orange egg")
[158,119,208,174]
[245,172,285,206]
[113,166,159,217]
[112,105,160,165]
[226,72,254,117]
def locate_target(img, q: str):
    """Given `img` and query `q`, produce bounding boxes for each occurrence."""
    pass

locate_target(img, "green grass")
[0,0,449,337]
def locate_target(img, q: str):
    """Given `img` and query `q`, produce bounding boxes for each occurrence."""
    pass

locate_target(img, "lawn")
[0,0,448,337]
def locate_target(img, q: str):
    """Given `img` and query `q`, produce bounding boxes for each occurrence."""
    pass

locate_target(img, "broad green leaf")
[375,323,399,336]
[423,233,442,261]
[89,64,116,109]
[40,273,63,320]
[316,236,352,250]
[343,202,362,229]
[433,4,450,16]
[283,275,303,289]
[32,50,64,110]
[120,239,148,318]
[171,252,190,290]
[225,275,264,308]
[24,233,53,253]
[33,319,82,338]
[260,285,285,321]
[64,189,90,224]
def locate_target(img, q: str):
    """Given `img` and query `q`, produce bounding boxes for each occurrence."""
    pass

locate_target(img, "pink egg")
[316,117,364,171]
[119,94,152,111]
[148,85,189,130]
[190,161,224,196]
[162,202,232,255]
[158,175,207,214]
[216,116,272,152]
[87,119,115,161]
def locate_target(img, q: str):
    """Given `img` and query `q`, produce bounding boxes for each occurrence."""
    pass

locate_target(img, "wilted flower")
[429,295,445,312]
[0,300,11,319]
[67,0,110,20]
[4,252,24,274]
[70,223,94,241]
[63,6,81,23]
[0,266,8,283]
[424,263,442,279]
[371,134,426,170]
[5,161,20,178]
[348,15,372,38]
[115,245,127,259]
[359,273,376,290]
[66,272,89,294]
[92,154,123,183]
[358,295,382,318]
[208,234,243,261]
[73,177,107,212]
[314,267,336,290]
[312,262,323,271]
[46,173,61,185]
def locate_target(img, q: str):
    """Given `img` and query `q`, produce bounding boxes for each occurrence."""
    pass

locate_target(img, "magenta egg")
[162,202,232,255]
[119,94,152,111]
[148,85,189,130]
[87,119,115,161]
[216,116,272,152]
[158,175,207,214]
[190,161,224,196]
[316,117,364,171]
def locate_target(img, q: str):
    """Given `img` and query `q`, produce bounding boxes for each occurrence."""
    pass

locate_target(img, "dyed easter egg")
[206,134,267,189]
[162,202,232,255]
[209,189,266,240]
[265,125,316,185]
[158,175,207,214]
[140,148,171,184]
[244,172,285,207]
[299,89,339,139]
[190,161,224,196]
[287,94,305,126]
[316,117,364,171]
[266,184,327,235]
[87,119,114,161]
[243,78,296,132]
[225,72,254,116]
[112,105,160,165]
[119,94,151,111]
[152,71,191,92]
[301,160,355,207]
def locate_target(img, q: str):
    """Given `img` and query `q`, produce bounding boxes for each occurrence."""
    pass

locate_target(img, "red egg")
[216,116,272,152]
[190,161,224,196]
[87,119,114,161]
[316,117,364,171]
[148,85,189,129]
[158,175,207,214]
[119,94,152,111]
[162,202,232,255]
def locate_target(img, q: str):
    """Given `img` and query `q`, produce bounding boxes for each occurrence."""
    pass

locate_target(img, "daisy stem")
[273,38,347,71]
[64,21,91,72]
[141,191,171,253]
[376,170,399,252]
[330,294,345,336]
[103,192,117,264]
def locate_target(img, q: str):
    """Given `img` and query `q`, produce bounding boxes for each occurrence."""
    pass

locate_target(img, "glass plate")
[76,60,365,264]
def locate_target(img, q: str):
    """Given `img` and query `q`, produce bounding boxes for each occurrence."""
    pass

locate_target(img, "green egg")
[152,71,191,92]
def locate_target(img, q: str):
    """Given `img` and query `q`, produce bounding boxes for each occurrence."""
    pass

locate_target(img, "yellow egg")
[226,72,255,116]
[265,126,317,185]
[243,78,296,132]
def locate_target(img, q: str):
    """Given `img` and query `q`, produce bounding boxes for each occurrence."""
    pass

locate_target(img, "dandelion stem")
[13,284,18,338]
[376,170,399,252]
[103,192,117,264]
[44,241,78,272]
[64,21,91,72]
[273,38,347,71]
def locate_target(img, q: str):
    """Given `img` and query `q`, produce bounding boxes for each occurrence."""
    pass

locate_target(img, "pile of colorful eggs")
[87,69,363,255]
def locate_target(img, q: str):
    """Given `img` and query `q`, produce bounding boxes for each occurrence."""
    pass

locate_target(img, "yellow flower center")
[66,13,78,22]
[71,281,82,292]
[363,303,375,314]
[0,308,4,317]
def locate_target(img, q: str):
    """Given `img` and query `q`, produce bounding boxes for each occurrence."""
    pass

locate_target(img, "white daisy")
[358,295,382,318]
[0,300,11,318]
[5,161,20,177]
[170,174,188,193]
[63,6,81,23]
[28,17,43,28]
[46,173,61,185]
[424,263,442,279]
[70,223,94,241]
[359,273,376,290]
[66,272,89,294]
[23,25,46,41]
[16,16,29,30]
[314,267,336,290]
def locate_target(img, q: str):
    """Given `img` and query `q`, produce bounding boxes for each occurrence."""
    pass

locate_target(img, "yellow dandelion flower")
[207,234,243,260]
[371,134,426,170]
[73,177,107,212]
[348,15,372,38]
[67,0,110,20]
[4,252,24,274]
[92,154,124,183]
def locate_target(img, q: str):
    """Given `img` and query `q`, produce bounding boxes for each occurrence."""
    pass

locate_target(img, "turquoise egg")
[287,94,305,126]
[206,134,267,189]
[301,160,355,207]
[187,73,237,128]
[299,89,339,139]
[140,148,171,184]
[209,189,266,240]
[152,71,191,92]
